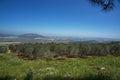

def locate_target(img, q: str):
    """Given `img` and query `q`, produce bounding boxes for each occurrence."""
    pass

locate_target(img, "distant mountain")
[0,33,49,42]
[0,33,120,43]
[18,33,46,39]
[0,33,16,37]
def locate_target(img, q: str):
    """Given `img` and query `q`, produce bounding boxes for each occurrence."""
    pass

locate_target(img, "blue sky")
[0,0,120,38]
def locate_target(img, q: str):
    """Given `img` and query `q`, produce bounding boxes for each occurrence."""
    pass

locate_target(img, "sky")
[0,0,120,39]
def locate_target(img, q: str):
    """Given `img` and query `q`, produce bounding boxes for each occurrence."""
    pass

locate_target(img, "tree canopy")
[89,0,115,11]
[9,42,120,60]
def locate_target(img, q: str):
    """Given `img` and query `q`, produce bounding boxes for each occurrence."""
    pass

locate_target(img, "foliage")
[9,42,120,59]
[0,46,7,53]
[24,69,33,80]
[0,53,120,80]
[89,0,114,11]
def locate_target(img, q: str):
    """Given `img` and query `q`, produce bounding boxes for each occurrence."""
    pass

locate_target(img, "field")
[0,42,21,45]
[0,53,120,80]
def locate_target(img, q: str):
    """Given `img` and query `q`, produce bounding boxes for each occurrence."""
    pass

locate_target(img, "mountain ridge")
[18,33,46,39]
[0,33,120,43]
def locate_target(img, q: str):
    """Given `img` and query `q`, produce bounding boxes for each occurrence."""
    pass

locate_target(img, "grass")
[0,53,120,80]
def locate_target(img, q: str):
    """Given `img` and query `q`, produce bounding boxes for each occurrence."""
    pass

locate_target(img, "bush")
[24,69,33,80]
[0,46,7,53]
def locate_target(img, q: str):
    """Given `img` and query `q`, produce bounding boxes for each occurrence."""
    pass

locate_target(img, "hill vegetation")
[0,41,120,80]
[0,53,120,80]
[8,42,120,60]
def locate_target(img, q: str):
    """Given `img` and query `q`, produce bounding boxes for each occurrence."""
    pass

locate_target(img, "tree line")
[9,42,120,59]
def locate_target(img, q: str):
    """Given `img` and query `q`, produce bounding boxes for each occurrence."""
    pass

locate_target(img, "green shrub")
[0,46,7,53]
[24,69,33,80]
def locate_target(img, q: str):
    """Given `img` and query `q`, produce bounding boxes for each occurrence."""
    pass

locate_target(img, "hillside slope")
[0,53,120,80]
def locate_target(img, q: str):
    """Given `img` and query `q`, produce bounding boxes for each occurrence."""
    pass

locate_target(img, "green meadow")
[0,53,120,80]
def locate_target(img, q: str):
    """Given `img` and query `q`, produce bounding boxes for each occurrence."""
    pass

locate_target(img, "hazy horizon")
[0,0,120,39]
